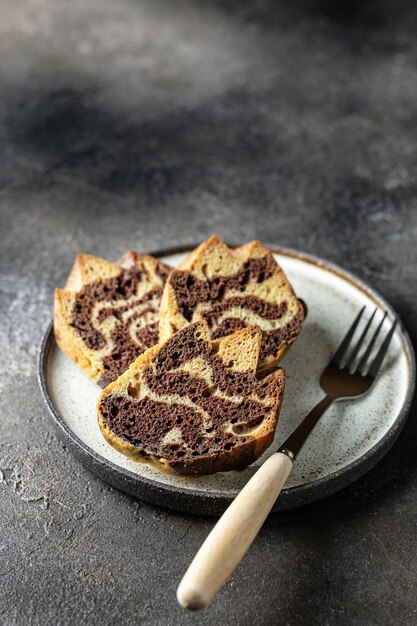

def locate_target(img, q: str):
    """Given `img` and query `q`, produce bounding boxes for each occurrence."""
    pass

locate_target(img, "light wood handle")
[176,452,293,610]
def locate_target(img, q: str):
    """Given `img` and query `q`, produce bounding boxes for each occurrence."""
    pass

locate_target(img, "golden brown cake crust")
[97,321,285,477]
[159,236,304,371]
[54,252,171,385]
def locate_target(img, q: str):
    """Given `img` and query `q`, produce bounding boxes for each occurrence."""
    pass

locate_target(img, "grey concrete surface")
[1,0,417,624]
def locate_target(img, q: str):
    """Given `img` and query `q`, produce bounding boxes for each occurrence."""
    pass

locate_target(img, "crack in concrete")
[5,148,130,208]
[177,523,194,543]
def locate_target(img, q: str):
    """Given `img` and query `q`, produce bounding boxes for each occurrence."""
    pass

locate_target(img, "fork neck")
[278,395,336,461]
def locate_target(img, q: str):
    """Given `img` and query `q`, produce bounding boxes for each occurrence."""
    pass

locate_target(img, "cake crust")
[54,252,171,386]
[97,321,285,477]
[159,236,305,371]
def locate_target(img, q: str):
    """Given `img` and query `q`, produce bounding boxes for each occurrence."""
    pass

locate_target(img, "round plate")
[39,246,415,516]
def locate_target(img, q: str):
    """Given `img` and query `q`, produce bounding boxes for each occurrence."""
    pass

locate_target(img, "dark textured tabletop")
[1,1,417,624]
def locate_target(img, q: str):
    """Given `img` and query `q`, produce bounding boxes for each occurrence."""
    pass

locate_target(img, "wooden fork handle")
[176,452,293,610]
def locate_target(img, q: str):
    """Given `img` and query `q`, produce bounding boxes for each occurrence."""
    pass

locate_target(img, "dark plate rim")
[38,244,416,515]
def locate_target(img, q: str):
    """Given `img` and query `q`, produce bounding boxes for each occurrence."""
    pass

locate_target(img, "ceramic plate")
[39,246,415,515]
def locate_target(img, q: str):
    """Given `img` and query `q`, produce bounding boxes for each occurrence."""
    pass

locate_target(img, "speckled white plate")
[39,246,415,515]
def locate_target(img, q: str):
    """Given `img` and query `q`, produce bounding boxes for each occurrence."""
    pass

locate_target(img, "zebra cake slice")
[54,251,171,387]
[97,321,285,477]
[159,236,305,371]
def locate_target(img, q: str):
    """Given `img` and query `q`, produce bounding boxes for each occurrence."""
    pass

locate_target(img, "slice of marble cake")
[54,251,171,387]
[159,236,305,372]
[97,321,285,477]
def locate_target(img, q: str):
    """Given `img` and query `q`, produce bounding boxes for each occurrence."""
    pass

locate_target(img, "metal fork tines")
[331,306,398,378]
[279,306,398,460]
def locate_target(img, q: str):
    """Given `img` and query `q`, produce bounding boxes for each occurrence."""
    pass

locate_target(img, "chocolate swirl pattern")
[98,322,285,477]
[54,252,171,387]
[159,236,305,370]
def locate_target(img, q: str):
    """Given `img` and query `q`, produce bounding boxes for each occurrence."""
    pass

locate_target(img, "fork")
[177,307,398,610]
